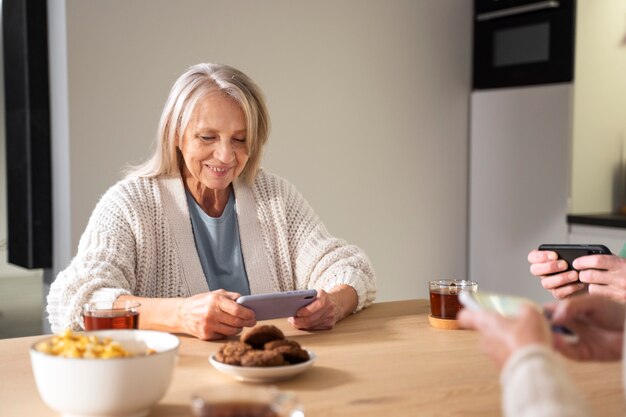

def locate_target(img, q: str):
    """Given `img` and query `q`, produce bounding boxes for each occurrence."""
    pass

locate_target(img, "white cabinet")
[469,84,572,304]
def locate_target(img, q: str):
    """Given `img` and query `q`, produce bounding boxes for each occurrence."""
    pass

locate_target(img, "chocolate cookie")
[263,339,301,350]
[240,325,285,349]
[240,349,286,367]
[265,340,309,364]
[215,342,253,366]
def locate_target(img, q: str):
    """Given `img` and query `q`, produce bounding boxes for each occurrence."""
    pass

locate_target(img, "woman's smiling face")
[178,91,249,198]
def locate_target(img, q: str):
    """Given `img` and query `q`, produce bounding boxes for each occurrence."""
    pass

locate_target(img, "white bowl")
[29,330,179,417]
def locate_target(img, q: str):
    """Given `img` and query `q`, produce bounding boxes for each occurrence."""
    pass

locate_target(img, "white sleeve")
[501,344,594,417]
[284,180,377,312]
[46,187,136,333]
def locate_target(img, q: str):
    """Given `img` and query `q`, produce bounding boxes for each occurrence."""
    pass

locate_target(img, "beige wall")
[49,0,472,301]
[571,0,626,213]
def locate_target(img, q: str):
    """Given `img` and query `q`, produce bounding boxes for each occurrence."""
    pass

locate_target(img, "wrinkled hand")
[528,249,586,299]
[458,305,552,371]
[288,289,342,331]
[546,294,625,362]
[177,289,256,340]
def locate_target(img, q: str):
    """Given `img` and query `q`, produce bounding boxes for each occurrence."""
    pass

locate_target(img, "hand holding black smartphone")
[538,244,612,272]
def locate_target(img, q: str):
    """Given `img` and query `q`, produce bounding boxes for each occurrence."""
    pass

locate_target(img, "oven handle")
[476,1,560,21]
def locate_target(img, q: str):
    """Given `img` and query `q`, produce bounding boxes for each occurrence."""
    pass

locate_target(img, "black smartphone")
[538,244,612,272]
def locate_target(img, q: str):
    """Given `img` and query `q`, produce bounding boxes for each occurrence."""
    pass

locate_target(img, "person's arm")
[274,176,376,328]
[500,345,593,417]
[116,295,182,332]
[329,284,358,319]
[458,305,552,368]
[257,171,376,329]
[47,187,138,333]
[288,284,358,330]
[293,221,375,318]
[458,306,593,417]
[117,290,256,340]
[48,179,255,340]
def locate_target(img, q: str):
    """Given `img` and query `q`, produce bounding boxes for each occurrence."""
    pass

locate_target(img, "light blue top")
[185,188,250,295]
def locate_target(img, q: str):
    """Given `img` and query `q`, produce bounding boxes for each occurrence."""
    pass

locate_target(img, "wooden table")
[1,300,624,416]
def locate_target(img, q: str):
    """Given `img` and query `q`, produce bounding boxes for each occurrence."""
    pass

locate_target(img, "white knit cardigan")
[47,169,377,332]
[501,345,594,417]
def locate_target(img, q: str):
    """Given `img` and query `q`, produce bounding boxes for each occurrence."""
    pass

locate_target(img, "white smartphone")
[236,289,318,321]
[458,291,538,318]
[459,291,576,337]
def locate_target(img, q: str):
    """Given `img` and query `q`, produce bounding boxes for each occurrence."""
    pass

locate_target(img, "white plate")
[209,350,316,383]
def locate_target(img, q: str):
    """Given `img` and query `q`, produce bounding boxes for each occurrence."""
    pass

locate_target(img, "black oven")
[473,0,575,89]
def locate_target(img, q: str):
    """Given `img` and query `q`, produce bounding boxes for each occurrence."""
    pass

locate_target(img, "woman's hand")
[177,290,256,340]
[547,294,625,362]
[528,249,586,298]
[458,305,552,371]
[289,285,357,331]
[573,255,626,302]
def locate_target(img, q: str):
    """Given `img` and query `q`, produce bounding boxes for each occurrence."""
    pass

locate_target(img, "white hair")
[127,63,270,185]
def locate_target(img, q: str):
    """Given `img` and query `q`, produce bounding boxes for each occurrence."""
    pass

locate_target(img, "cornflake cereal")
[34,329,155,359]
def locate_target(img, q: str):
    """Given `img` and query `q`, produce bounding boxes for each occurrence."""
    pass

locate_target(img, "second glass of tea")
[429,279,477,320]
[191,386,303,417]
[82,300,141,330]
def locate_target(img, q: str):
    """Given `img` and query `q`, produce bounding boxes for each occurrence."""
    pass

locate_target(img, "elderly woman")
[47,63,376,340]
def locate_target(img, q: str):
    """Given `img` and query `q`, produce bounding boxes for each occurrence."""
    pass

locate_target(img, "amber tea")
[429,280,477,320]
[83,310,139,330]
[191,401,279,417]
[429,290,463,319]
[82,301,140,331]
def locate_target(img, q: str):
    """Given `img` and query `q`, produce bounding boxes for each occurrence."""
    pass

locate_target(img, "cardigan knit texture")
[47,169,376,332]
[500,344,593,417]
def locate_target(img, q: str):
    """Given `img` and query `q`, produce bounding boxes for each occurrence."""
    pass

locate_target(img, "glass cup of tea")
[82,300,141,331]
[429,279,477,320]
[190,386,304,417]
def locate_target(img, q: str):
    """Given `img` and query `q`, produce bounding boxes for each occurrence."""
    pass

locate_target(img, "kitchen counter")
[567,213,626,229]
